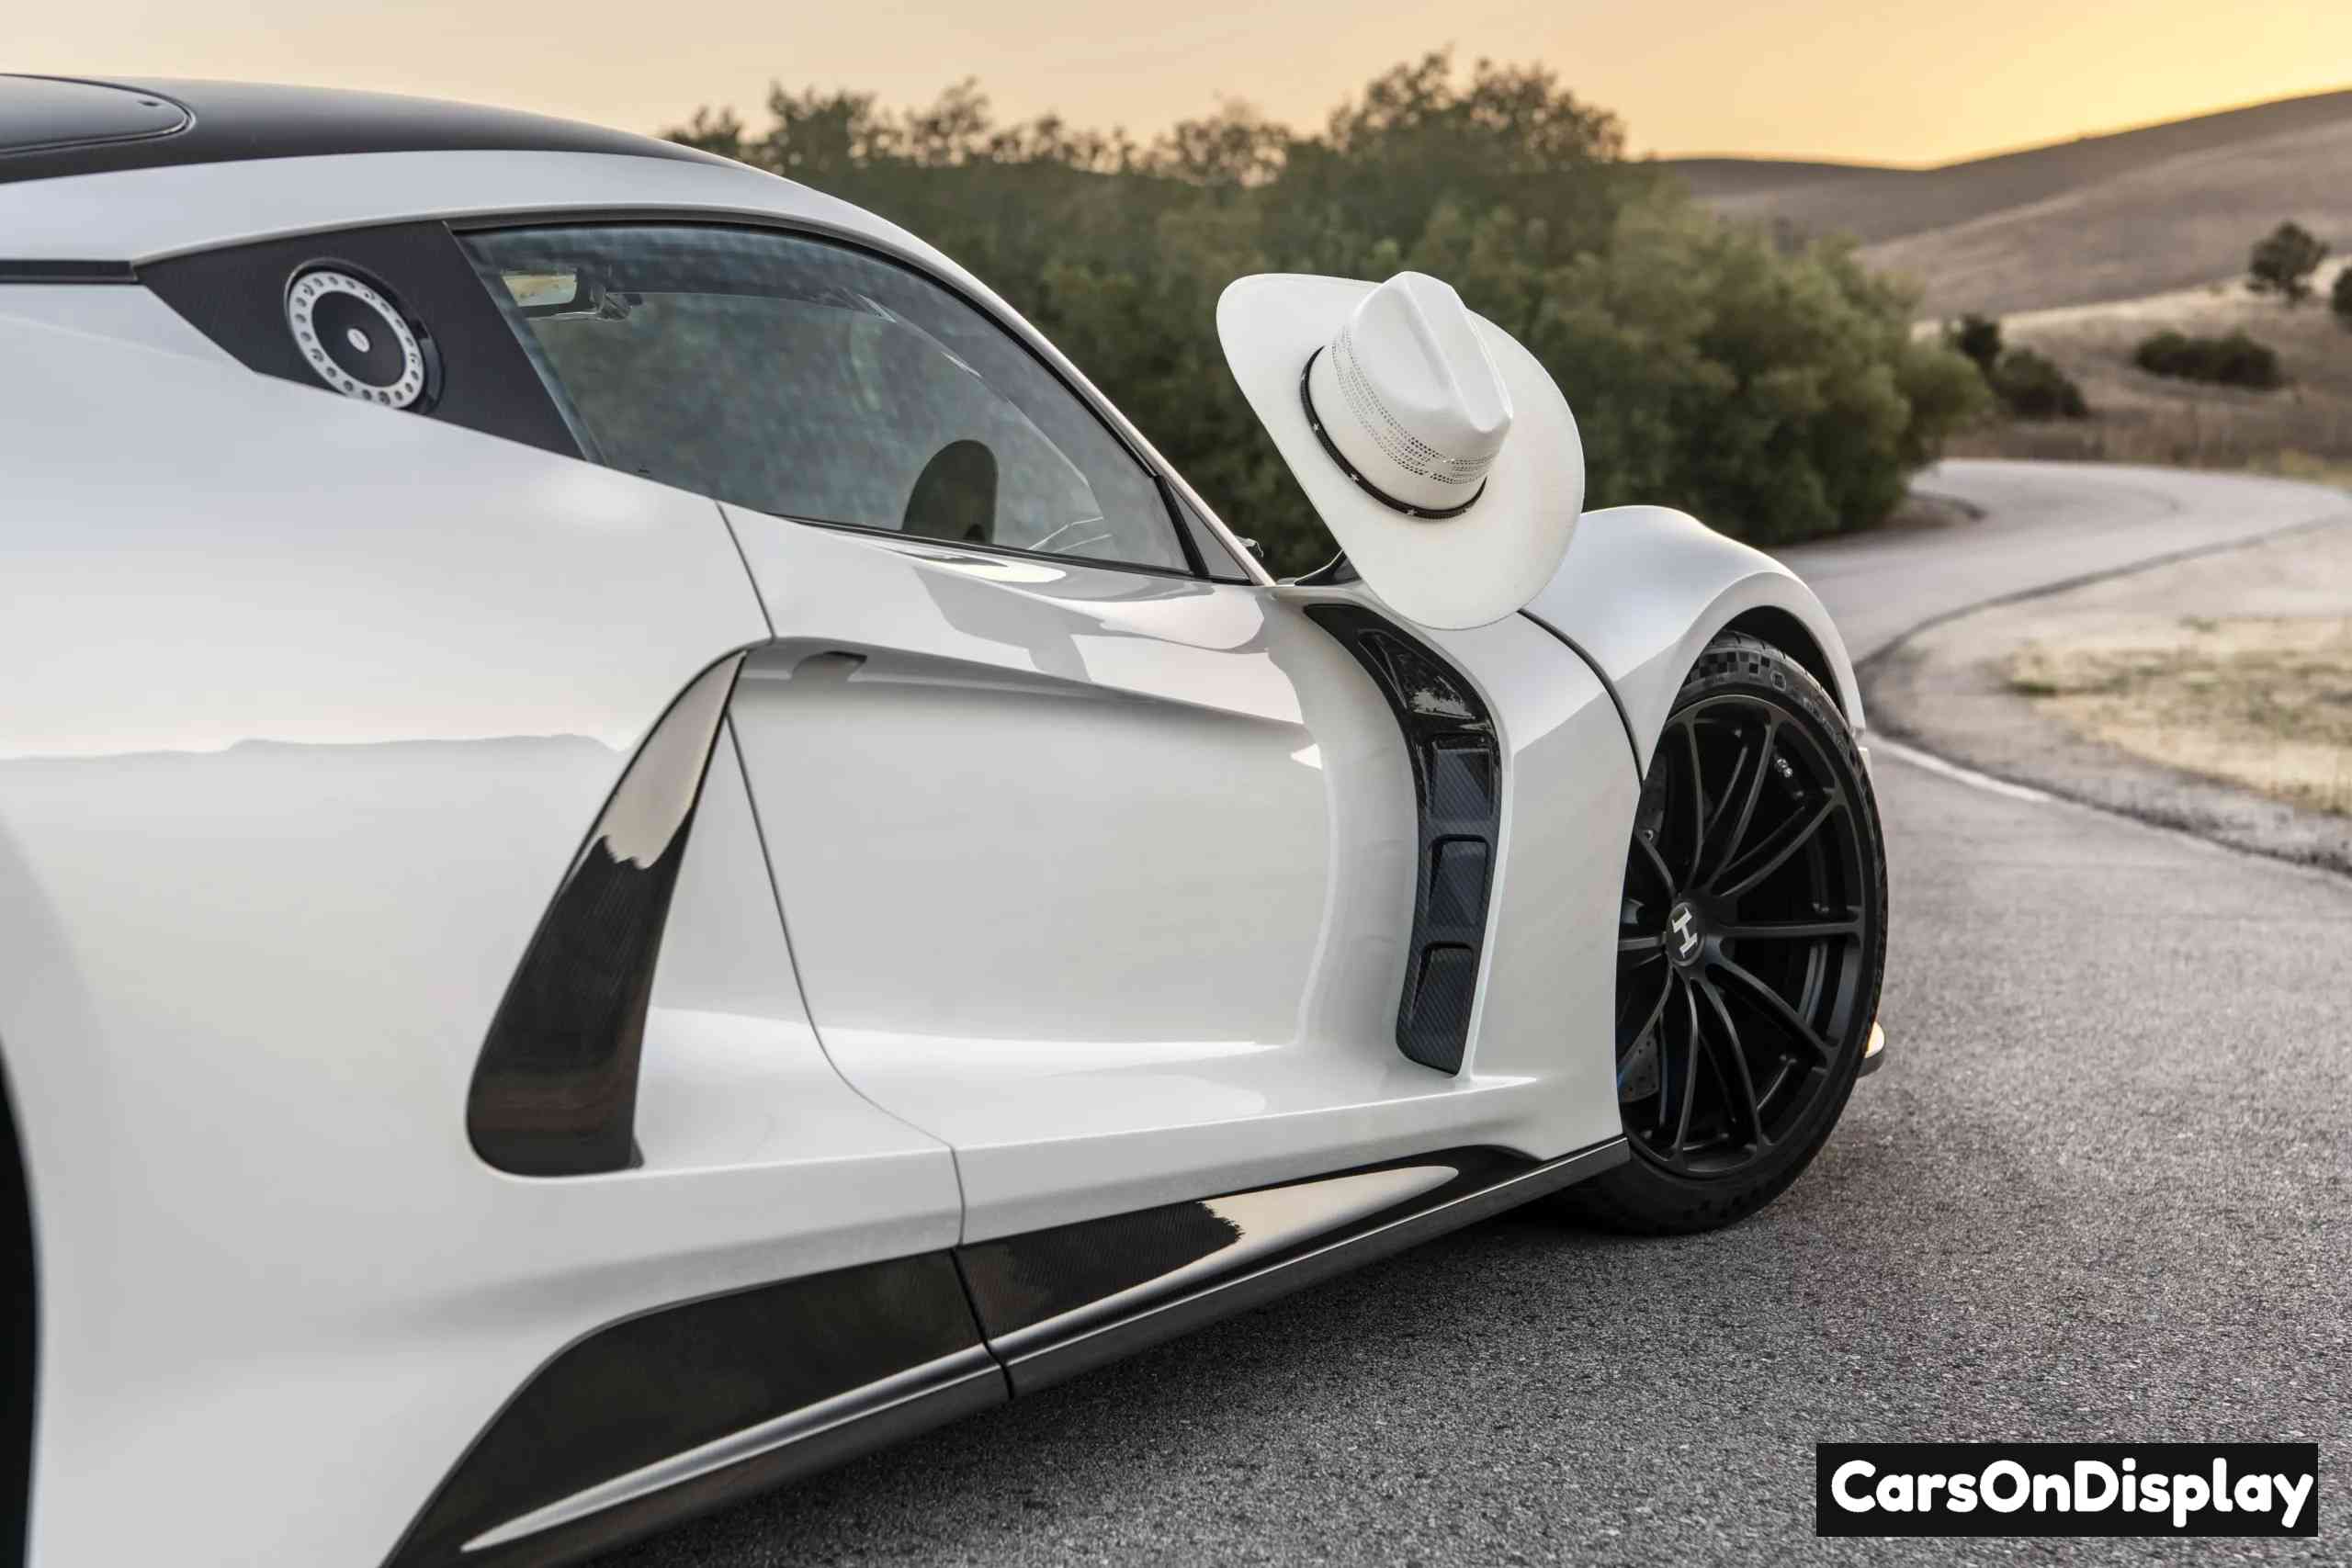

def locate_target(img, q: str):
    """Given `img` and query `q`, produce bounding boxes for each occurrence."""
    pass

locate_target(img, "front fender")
[1522,505,1863,773]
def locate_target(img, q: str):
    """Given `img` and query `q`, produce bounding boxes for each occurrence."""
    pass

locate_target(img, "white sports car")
[0,76,1887,1568]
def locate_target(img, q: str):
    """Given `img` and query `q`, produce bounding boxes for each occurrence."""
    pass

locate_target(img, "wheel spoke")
[1719,913,1861,942]
[1711,794,1841,900]
[1669,984,1702,1154]
[1706,716,1777,886]
[1650,1014,1677,1134]
[1647,974,1684,1136]
[1619,960,1672,1046]
[1632,829,1677,899]
[1619,933,1667,956]
[1693,976,1769,1149]
[1711,953,1834,1062]
[1696,739,1752,876]
[1679,720,1708,886]
[1618,944,1674,1053]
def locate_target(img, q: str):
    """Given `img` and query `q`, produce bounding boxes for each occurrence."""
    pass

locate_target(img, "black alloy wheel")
[1566,633,1886,1235]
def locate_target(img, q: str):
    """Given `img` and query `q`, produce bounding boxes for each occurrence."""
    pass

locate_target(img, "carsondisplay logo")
[1815,1444,2320,1539]
[1830,1457,2313,1532]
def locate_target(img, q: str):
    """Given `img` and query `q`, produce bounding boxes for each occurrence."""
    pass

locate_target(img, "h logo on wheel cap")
[1668,901,1702,964]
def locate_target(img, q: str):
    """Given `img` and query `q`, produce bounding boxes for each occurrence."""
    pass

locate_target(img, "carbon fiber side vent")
[1304,605,1499,1074]
[467,654,745,1177]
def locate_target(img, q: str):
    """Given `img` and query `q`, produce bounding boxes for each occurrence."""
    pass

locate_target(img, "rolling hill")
[1662,89,2352,317]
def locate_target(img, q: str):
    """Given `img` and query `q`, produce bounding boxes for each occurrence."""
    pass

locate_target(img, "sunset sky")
[14,1,2352,166]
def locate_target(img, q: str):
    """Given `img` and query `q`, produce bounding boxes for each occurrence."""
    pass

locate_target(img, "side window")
[458,224,1188,573]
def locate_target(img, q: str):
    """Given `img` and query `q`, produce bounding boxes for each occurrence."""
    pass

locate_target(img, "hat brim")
[1217,274,1583,630]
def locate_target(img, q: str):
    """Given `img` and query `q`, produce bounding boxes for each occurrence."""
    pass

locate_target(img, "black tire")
[1560,632,1888,1235]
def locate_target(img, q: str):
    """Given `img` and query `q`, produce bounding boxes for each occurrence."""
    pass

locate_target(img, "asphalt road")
[609,460,2351,1567]
[1790,458,2350,661]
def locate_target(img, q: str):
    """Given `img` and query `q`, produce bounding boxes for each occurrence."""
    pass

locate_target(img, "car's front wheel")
[1565,632,1887,1235]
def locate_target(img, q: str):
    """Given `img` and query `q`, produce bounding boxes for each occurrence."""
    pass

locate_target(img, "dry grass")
[1945,260,2352,472]
[1860,119,2352,317]
[2007,616,2352,816]
[2253,450,2352,490]
[1668,88,2352,317]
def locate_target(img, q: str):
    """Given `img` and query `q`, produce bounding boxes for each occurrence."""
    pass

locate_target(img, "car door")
[457,219,1630,1243]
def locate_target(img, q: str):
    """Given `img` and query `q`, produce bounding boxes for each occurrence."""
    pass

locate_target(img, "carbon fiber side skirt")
[386,1139,1625,1568]
[964,1138,1629,1396]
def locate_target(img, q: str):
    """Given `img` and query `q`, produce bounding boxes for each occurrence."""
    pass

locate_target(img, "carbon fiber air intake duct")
[1300,605,1500,1075]
[467,654,745,1177]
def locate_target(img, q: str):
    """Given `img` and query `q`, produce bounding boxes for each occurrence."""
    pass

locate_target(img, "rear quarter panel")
[0,292,962,1567]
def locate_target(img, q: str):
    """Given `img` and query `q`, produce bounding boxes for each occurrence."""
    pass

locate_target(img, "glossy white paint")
[1418,611,1635,1116]
[0,280,231,363]
[0,137,1868,1567]
[0,299,956,1566]
[717,510,1633,1239]
[0,149,896,265]
[1525,504,1865,771]
[635,721,956,1185]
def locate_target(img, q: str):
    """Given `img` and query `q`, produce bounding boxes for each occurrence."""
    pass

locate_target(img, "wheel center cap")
[1666,899,1706,967]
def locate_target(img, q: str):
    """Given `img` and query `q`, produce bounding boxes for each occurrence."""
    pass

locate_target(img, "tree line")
[669,53,1987,574]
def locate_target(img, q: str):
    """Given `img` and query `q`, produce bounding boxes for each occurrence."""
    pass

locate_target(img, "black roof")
[0,75,731,186]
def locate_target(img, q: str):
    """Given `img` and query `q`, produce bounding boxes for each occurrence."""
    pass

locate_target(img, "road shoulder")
[1862,516,2352,878]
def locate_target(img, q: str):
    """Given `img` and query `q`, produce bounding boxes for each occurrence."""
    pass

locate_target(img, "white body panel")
[0,301,956,1566]
[0,150,919,265]
[720,517,1630,1240]
[1525,504,1864,770]
[1417,613,1634,1111]
[0,280,228,360]
[636,726,955,1185]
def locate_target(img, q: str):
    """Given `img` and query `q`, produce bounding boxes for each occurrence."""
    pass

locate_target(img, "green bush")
[1939,316,2087,419]
[2333,267,2352,330]
[1989,348,2089,419]
[1946,313,2002,374]
[2248,221,2329,306]
[2132,330,2285,389]
[669,55,1988,571]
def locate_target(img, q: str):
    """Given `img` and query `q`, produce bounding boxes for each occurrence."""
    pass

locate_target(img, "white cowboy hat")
[1217,271,1583,629]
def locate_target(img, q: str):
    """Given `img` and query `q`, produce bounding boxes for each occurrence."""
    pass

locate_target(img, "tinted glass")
[460,224,1186,572]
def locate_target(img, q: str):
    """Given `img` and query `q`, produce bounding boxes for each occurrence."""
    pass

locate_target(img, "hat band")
[1298,348,1486,522]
